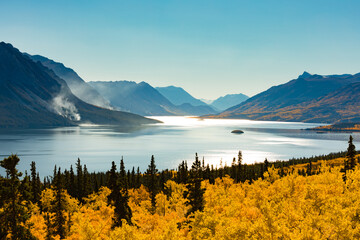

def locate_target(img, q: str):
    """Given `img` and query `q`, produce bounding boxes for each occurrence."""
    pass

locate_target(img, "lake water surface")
[1,116,359,177]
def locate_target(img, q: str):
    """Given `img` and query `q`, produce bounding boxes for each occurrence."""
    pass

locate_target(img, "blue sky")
[1,0,360,99]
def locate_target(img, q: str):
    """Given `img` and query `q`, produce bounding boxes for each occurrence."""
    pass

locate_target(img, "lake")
[0,116,359,177]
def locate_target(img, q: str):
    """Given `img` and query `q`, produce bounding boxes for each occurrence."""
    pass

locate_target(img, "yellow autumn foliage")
[21,162,360,239]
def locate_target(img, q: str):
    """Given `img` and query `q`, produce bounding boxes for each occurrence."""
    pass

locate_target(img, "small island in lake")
[231,129,244,134]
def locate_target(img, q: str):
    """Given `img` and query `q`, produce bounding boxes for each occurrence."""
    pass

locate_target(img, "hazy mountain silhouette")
[90,81,217,116]
[0,42,158,128]
[211,93,249,111]
[156,86,207,106]
[25,54,111,109]
[214,71,360,123]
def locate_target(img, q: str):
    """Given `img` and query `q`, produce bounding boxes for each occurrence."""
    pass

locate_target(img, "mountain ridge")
[25,54,111,109]
[210,93,249,111]
[0,42,158,128]
[211,71,360,123]
[90,81,217,116]
[156,86,208,106]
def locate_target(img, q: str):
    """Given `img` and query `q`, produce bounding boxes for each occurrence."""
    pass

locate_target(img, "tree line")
[0,136,358,239]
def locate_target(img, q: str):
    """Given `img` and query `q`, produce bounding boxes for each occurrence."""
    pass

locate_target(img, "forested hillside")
[1,137,360,239]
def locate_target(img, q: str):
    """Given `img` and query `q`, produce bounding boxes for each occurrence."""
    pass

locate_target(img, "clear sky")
[1,0,360,99]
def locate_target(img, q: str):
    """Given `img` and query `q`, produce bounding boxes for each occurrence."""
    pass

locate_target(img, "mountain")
[0,42,158,128]
[200,98,214,105]
[90,81,217,116]
[25,54,111,109]
[156,86,207,106]
[89,81,183,116]
[214,71,360,123]
[279,81,360,123]
[177,103,218,116]
[211,93,249,111]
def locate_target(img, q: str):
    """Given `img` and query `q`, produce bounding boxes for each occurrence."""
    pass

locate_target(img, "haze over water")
[0,116,359,177]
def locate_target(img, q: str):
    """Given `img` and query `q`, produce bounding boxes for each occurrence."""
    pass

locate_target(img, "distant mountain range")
[25,54,111,109]
[90,81,217,116]
[213,71,360,123]
[156,86,207,106]
[89,81,181,115]
[4,41,357,126]
[0,42,158,128]
[210,93,249,111]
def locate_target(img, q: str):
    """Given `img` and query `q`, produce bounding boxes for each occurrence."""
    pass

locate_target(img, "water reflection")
[0,116,359,177]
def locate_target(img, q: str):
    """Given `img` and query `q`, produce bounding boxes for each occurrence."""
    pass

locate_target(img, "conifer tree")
[146,155,158,212]
[218,158,224,178]
[127,170,131,188]
[184,153,205,217]
[100,174,104,188]
[108,161,118,190]
[30,161,40,203]
[36,173,41,197]
[20,171,32,205]
[209,164,216,184]
[231,157,237,180]
[53,168,66,239]
[0,155,35,239]
[237,151,243,182]
[119,157,127,188]
[346,135,357,170]
[94,173,99,193]
[69,165,75,197]
[264,158,269,173]
[76,158,83,201]
[177,161,188,184]
[53,165,58,184]
[342,135,357,181]
[159,171,166,190]
[107,161,132,227]
[64,169,70,193]
[83,164,91,197]
[135,167,141,188]
[131,167,136,189]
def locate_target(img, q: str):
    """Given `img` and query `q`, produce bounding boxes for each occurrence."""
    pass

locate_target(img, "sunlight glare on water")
[0,116,359,176]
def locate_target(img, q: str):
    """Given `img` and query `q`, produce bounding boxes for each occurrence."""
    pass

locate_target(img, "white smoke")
[51,94,81,121]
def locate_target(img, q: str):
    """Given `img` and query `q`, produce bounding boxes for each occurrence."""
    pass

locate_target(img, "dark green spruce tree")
[346,135,357,171]
[135,167,141,188]
[237,151,243,182]
[146,155,158,212]
[53,168,66,239]
[130,167,136,189]
[30,161,41,204]
[184,153,205,217]
[231,157,237,180]
[119,157,127,188]
[0,155,35,239]
[264,158,269,173]
[83,164,92,197]
[76,158,83,201]
[69,165,76,197]
[20,171,32,211]
[107,161,132,227]
[343,135,357,182]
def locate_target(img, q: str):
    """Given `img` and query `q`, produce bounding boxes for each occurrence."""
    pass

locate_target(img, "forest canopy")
[1,136,360,239]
